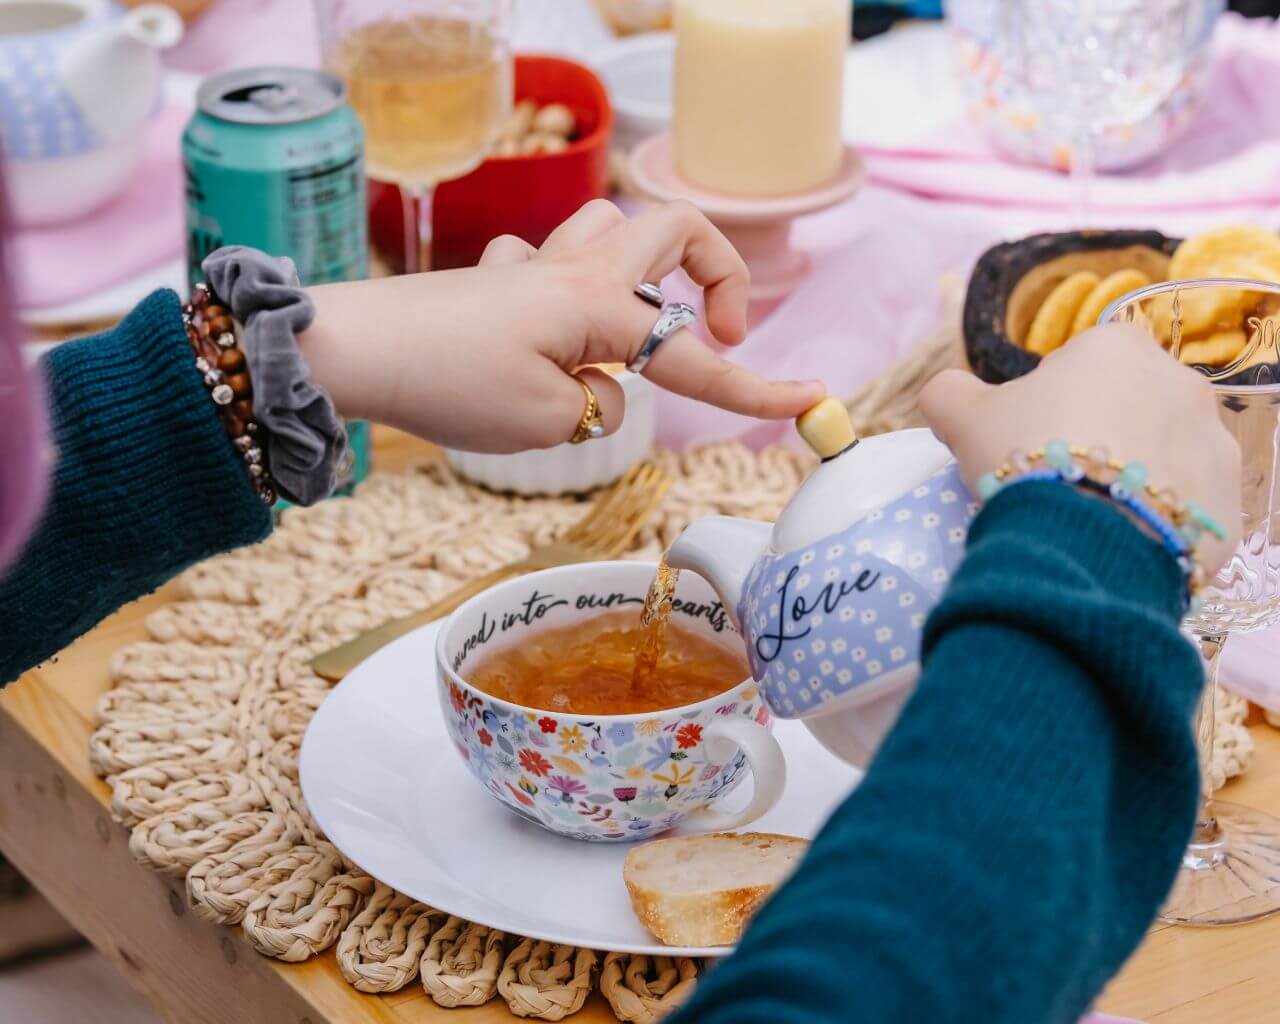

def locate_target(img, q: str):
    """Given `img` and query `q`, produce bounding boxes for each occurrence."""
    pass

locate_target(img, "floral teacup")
[436,562,785,843]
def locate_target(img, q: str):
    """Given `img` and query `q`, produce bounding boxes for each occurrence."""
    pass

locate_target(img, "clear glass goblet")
[996,0,1203,224]
[1102,278,1280,925]
[313,0,513,274]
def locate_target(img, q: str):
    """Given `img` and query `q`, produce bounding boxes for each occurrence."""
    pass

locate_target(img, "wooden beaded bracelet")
[977,441,1228,606]
[182,282,276,506]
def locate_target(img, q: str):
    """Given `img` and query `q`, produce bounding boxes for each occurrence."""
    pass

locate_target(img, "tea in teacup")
[437,561,784,841]
[469,608,748,715]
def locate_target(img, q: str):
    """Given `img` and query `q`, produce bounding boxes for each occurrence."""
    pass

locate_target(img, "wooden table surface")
[3,427,1280,1024]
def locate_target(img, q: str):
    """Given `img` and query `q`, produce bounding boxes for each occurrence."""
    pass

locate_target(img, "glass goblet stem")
[1069,128,1095,228]
[1188,632,1225,853]
[401,183,436,275]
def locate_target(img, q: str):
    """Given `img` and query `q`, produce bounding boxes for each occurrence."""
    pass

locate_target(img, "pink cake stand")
[629,132,864,303]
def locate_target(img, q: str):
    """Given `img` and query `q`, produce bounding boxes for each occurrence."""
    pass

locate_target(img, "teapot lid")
[777,403,954,554]
[796,397,857,459]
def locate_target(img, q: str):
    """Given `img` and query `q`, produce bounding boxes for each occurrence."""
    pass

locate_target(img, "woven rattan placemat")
[89,288,1254,1021]
[90,444,811,1021]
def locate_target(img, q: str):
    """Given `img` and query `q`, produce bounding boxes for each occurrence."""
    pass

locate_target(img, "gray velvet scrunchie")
[203,246,347,507]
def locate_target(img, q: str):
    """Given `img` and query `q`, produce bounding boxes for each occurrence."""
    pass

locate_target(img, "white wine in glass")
[315,1,513,273]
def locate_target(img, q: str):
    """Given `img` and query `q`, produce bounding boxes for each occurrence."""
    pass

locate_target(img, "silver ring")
[634,282,664,309]
[628,301,697,374]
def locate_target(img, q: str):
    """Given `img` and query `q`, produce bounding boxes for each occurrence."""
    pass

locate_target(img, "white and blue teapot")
[666,400,978,769]
[0,0,182,226]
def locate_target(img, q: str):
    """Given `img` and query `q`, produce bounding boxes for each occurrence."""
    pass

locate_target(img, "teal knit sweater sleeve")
[0,290,273,684]
[671,482,1201,1024]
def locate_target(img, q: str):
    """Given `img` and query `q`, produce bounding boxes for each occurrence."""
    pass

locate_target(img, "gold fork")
[310,462,671,682]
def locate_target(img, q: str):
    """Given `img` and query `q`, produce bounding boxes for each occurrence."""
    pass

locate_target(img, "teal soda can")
[183,67,370,500]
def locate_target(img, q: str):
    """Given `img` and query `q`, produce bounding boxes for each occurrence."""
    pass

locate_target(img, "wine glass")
[1102,278,1280,925]
[314,0,513,273]
[995,0,1204,224]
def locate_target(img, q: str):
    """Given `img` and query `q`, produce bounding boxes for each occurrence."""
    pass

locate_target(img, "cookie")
[1025,271,1100,356]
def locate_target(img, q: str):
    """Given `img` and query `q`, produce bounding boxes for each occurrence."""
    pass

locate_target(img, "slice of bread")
[623,832,809,947]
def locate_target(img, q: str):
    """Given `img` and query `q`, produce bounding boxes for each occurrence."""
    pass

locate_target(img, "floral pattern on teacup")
[440,680,770,843]
[740,464,977,719]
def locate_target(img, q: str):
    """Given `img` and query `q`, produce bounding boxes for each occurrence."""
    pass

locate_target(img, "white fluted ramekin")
[444,371,656,495]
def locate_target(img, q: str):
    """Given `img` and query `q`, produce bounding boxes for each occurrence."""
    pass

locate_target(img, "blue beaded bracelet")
[977,441,1227,608]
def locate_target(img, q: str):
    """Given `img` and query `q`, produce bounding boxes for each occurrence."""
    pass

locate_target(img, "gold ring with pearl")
[570,376,605,444]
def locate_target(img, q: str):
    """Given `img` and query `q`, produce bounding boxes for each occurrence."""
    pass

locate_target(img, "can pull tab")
[796,398,857,461]
[249,84,301,114]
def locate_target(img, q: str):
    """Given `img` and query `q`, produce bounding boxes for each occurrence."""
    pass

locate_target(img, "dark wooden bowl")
[963,230,1180,383]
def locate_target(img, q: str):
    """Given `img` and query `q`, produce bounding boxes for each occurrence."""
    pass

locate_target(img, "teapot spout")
[62,4,183,142]
[665,516,773,629]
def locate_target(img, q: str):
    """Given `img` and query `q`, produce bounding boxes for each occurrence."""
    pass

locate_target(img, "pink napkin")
[858,15,1280,214]
[12,103,191,311]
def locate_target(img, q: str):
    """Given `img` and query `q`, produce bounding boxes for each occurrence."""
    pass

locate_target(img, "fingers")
[609,201,750,346]
[481,200,627,267]
[574,281,823,419]
[575,366,626,438]
[479,234,537,267]
[539,199,627,254]
[918,369,990,449]
[532,366,626,449]
[641,328,824,419]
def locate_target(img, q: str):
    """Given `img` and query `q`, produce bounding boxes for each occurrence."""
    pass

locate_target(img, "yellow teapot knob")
[796,398,857,459]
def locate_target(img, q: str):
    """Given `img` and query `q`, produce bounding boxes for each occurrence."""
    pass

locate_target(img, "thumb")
[918,369,990,449]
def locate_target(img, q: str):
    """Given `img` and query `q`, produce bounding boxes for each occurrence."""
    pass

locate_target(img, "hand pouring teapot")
[665,400,978,768]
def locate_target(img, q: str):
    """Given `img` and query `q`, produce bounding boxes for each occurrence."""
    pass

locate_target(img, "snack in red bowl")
[368,54,613,271]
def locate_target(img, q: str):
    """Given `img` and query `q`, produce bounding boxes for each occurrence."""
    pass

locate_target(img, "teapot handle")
[123,4,184,48]
[683,718,786,834]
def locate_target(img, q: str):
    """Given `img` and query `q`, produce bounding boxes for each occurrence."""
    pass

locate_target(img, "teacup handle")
[682,718,787,834]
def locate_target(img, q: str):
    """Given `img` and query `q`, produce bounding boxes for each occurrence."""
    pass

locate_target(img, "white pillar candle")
[673,0,849,197]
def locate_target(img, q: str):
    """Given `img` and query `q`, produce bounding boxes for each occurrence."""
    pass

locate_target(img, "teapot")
[0,0,183,227]
[666,400,978,768]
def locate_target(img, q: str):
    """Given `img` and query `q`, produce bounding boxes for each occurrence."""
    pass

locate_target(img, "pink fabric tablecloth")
[653,12,1280,452]
[11,103,190,310]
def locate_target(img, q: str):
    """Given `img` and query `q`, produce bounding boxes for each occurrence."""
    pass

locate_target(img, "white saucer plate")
[300,620,861,957]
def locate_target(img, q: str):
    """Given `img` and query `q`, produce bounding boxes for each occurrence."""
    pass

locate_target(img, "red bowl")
[368,54,613,272]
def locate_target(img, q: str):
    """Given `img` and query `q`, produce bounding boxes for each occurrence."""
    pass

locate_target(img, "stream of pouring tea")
[631,560,680,695]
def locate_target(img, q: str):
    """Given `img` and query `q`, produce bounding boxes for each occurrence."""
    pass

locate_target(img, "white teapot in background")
[666,400,979,769]
[0,0,183,227]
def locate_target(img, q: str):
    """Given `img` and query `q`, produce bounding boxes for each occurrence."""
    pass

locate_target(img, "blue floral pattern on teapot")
[738,463,977,718]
